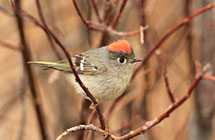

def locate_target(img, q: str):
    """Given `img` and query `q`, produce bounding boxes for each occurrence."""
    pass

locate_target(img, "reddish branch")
[35,0,62,59]
[132,3,215,79]
[71,0,88,26]
[110,0,128,27]
[163,72,176,103]
[156,51,176,103]
[91,0,103,23]
[71,0,145,36]
[83,109,97,140]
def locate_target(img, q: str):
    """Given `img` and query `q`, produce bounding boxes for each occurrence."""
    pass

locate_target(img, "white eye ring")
[117,57,127,64]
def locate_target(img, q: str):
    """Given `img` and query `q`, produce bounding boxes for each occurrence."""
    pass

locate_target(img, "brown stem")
[163,72,176,103]
[13,0,47,139]
[71,0,89,26]
[83,109,96,140]
[110,0,128,27]
[35,0,62,59]
[91,0,103,23]
[132,3,215,79]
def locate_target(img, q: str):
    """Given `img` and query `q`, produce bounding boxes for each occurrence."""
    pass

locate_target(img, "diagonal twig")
[132,3,215,79]
[156,50,176,103]
[110,0,128,27]
[35,0,62,59]
[91,0,103,23]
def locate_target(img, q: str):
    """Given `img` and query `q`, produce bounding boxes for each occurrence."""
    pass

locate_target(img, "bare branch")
[156,50,176,103]
[71,0,89,26]
[56,124,117,140]
[91,0,103,23]
[35,0,62,59]
[132,3,215,79]
[83,109,96,140]
[163,73,176,103]
[110,0,128,27]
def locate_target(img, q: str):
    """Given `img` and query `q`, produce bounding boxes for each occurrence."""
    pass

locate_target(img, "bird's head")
[107,40,142,69]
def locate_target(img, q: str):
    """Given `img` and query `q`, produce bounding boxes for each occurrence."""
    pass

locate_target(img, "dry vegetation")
[0,0,215,140]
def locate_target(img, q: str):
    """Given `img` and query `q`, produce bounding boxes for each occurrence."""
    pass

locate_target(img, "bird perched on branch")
[28,40,142,100]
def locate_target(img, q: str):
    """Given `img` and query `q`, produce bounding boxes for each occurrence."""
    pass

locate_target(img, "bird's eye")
[117,57,127,64]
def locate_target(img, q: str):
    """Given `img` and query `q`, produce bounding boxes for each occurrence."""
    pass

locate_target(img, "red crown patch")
[108,40,131,53]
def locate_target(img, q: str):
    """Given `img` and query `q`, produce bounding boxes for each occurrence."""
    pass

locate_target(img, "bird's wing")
[28,55,101,75]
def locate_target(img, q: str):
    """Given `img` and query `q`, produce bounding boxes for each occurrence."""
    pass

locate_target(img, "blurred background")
[0,0,214,140]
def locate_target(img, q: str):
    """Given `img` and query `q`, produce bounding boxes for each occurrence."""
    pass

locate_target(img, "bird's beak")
[131,58,143,64]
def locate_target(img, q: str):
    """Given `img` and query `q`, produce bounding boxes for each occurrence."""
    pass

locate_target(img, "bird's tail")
[28,61,72,72]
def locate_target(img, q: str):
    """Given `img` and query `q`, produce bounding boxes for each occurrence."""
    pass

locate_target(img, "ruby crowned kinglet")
[28,40,142,100]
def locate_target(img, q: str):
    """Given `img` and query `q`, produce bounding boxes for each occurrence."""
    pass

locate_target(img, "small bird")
[28,40,142,100]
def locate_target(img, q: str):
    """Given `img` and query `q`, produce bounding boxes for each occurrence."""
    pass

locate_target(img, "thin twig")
[35,0,62,59]
[108,25,149,36]
[91,0,103,23]
[110,0,127,27]
[56,124,117,140]
[203,75,215,81]
[163,72,176,103]
[71,0,147,36]
[83,109,97,140]
[71,0,89,26]
[132,3,215,79]
[155,50,176,103]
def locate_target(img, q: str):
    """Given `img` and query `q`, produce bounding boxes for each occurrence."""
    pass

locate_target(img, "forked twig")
[56,124,117,140]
